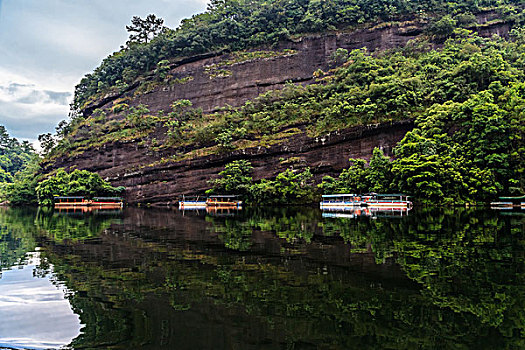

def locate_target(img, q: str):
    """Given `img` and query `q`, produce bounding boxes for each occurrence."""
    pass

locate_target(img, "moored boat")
[320,194,364,210]
[320,193,412,210]
[206,195,242,209]
[54,196,89,208]
[179,195,207,210]
[91,197,124,209]
[490,196,525,209]
[366,194,412,209]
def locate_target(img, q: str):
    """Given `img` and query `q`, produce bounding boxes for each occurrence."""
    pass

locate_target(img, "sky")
[0,0,208,143]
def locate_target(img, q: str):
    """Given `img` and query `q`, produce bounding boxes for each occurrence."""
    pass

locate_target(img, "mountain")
[42,2,525,204]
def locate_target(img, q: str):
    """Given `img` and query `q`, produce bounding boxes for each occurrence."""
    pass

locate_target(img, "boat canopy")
[322,194,357,198]
[180,195,205,199]
[92,197,123,201]
[375,194,410,198]
[499,195,525,201]
[209,195,240,198]
[54,196,85,200]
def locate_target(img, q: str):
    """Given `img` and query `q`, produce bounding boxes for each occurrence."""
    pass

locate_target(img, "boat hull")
[366,201,412,208]
[179,202,207,210]
[90,202,124,209]
[206,201,242,208]
[320,202,364,210]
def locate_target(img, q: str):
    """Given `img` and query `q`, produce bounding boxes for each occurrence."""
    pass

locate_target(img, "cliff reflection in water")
[1,207,524,349]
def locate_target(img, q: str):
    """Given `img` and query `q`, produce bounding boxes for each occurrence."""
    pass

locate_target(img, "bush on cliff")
[36,169,125,206]
[208,160,316,204]
[321,84,525,204]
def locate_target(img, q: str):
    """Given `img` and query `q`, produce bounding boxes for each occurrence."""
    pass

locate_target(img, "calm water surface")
[0,206,523,349]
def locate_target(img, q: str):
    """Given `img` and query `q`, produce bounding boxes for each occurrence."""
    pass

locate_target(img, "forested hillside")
[0,126,38,204]
[0,126,35,183]
[71,0,525,113]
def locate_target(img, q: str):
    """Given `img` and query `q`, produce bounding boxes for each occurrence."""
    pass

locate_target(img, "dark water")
[0,206,524,349]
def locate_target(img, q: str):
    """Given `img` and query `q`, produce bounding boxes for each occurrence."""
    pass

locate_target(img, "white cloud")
[0,74,71,141]
[0,0,209,141]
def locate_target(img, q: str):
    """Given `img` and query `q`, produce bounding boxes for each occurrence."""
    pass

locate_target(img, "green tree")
[208,160,254,195]
[125,14,165,46]
[38,133,56,156]
[366,147,393,193]
[35,169,124,206]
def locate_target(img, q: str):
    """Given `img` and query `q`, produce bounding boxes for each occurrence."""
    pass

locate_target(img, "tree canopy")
[70,0,525,112]
[125,14,165,47]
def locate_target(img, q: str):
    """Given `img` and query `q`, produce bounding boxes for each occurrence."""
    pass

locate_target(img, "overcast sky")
[0,0,208,142]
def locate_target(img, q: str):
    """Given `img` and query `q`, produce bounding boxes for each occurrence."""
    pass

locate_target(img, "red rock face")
[51,121,413,204]
[52,15,509,204]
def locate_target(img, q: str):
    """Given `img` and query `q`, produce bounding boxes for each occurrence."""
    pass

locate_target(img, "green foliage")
[154,59,171,80]
[331,47,349,66]
[125,14,165,47]
[71,0,525,110]
[320,148,392,194]
[367,147,393,192]
[35,169,124,206]
[321,82,524,204]
[208,160,253,195]
[250,168,316,204]
[126,104,153,130]
[7,156,42,206]
[0,126,39,204]
[209,160,317,204]
[0,126,36,178]
[392,87,524,203]
[428,15,457,40]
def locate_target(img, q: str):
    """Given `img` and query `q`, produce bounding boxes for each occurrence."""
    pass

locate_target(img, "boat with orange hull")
[54,196,123,210]
[54,196,90,209]
[90,197,124,209]
[206,195,242,209]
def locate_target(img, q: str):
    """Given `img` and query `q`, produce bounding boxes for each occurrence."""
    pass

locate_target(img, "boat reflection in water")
[54,206,123,215]
[321,193,412,218]
[322,206,411,219]
[179,194,243,216]
[179,205,243,217]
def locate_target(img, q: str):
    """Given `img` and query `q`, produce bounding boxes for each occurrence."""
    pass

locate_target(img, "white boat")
[365,194,412,209]
[178,195,207,210]
[320,194,364,210]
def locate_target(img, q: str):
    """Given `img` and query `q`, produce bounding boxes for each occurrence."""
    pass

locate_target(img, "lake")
[0,206,523,349]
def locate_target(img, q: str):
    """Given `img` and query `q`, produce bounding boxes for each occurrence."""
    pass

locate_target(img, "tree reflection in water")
[1,207,524,349]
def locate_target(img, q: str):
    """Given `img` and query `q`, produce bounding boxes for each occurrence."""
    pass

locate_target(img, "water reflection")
[0,207,523,349]
[0,251,82,350]
[322,206,410,218]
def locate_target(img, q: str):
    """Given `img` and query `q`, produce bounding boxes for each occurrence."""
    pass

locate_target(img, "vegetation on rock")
[70,0,525,111]
[35,169,125,206]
